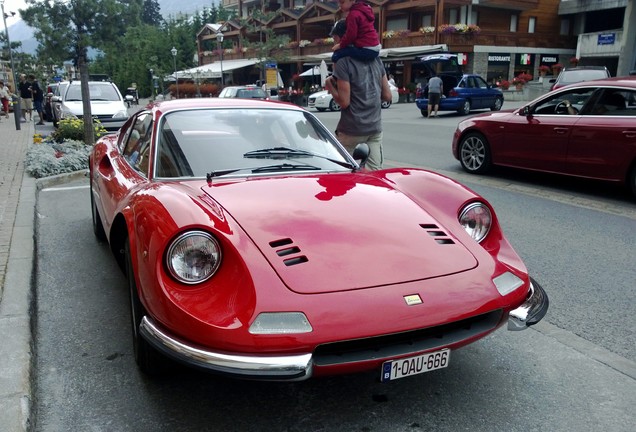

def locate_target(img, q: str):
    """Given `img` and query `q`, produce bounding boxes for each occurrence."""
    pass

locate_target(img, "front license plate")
[381,349,450,382]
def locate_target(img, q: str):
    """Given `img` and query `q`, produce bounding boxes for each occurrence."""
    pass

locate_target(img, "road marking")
[40,185,89,192]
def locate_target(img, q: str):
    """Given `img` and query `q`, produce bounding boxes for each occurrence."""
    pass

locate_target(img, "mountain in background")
[7,0,220,55]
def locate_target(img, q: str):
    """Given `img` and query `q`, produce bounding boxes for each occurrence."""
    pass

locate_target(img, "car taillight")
[449,89,458,97]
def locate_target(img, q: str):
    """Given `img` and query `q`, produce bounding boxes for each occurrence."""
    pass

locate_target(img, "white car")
[59,80,130,131]
[308,83,400,111]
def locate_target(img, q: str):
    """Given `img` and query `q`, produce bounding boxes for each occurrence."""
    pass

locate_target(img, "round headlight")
[459,202,492,243]
[166,231,221,284]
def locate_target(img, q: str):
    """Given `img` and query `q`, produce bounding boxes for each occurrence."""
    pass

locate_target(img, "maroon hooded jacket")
[338,2,380,49]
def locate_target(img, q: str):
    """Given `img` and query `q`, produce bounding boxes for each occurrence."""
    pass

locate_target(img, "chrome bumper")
[508,278,549,331]
[139,316,313,380]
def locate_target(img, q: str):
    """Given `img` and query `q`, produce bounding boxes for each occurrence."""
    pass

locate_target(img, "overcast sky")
[2,0,27,27]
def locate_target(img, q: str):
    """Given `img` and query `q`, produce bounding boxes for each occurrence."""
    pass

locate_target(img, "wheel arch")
[110,213,131,274]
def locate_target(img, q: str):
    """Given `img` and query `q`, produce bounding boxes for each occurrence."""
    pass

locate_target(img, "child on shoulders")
[331,0,381,63]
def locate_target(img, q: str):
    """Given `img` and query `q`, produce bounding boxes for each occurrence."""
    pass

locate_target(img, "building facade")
[200,0,634,87]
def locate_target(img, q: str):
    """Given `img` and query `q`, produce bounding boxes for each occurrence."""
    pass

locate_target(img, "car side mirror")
[125,95,134,101]
[352,143,370,169]
[51,96,61,102]
[520,105,531,116]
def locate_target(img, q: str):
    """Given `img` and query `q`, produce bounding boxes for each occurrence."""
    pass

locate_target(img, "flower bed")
[26,118,107,178]
[26,137,91,178]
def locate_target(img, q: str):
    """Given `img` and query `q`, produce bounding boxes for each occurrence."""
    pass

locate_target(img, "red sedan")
[453,76,636,197]
[90,98,548,381]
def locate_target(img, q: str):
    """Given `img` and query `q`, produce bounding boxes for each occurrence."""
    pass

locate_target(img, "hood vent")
[421,224,455,245]
[269,238,309,267]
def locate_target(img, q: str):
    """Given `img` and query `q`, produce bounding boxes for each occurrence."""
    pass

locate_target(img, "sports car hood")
[202,174,478,294]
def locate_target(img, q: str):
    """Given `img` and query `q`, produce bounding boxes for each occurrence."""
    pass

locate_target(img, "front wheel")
[458,100,471,115]
[329,99,341,112]
[125,238,167,375]
[491,97,503,111]
[420,109,428,117]
[381,100,392,109]
[458,132,492,174]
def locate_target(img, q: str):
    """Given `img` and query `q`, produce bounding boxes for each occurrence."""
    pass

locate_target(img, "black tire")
[125,239,166,375]
[316,108,326,112]
[491,97,503,111]
[381,100,392,109]
[329,99,341,112]
[458,132,492,174]
[90,185,107,242]
[458,100,471,115]
[628,165,636,200]
[421,109,428,117]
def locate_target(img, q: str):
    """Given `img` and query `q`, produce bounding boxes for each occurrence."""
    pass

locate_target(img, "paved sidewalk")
[0,113,36,432]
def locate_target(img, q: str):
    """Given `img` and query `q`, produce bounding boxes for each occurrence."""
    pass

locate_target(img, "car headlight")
[459,202,492,243]
[112,110,129,119]
[166,231,221,284]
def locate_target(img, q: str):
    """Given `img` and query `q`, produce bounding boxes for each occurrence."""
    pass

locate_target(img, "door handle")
[553,127,569,134]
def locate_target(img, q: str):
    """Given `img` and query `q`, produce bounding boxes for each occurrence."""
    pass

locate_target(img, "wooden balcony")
[381,31,577,52]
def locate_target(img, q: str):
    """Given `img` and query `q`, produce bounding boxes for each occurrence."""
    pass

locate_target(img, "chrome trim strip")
[508,279,549,331]
[139,316,313,380]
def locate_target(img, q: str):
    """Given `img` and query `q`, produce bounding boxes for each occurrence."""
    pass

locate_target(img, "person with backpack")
[29,74,46,125]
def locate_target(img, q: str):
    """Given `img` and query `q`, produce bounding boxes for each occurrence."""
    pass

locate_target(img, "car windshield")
[154,108,352,178]
[65,83,121,101]
[559,70,608,85]
[236,88,267,98]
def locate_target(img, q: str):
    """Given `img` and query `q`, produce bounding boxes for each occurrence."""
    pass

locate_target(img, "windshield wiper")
[243,147,315,158]
[244,147,356,169]
[206,168,247,181]
[251,163,321,173]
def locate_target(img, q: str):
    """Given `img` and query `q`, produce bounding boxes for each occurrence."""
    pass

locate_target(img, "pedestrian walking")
[18,74,32,122]
[29,74,46,125]
[324,19,392,171]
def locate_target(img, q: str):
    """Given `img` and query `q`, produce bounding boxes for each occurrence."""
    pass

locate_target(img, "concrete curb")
[0,174,36,432]
[0,169,90,432]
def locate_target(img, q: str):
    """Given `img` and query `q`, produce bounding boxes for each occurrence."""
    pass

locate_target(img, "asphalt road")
[32,102,636,431]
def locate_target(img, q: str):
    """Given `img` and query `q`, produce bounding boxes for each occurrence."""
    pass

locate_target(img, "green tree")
[21,0,130,145]
[141,0,162,26]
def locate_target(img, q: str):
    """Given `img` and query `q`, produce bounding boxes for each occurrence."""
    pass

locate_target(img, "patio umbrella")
[299,66,320,77]
[319,60,329,87]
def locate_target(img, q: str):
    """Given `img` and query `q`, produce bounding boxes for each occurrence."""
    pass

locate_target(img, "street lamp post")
[216,32,224,87]
[195,70,201,97]
[1,0,22,130]
[171,46,178,99]
[149,68,155,100]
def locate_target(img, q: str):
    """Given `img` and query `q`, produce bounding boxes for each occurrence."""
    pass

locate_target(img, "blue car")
[414,54,504,116]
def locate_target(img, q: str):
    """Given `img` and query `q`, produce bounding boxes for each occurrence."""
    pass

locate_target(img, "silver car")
[58,80,130,131]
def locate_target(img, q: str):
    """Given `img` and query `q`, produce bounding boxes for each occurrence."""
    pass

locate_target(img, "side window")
[475,76,488,89]
[532,89,595,115]
[587,89,635,116]
[122,113,153,176]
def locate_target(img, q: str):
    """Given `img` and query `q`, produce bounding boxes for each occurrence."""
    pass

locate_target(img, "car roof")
[147,97,304,114]
[556,75,636,88]
[561,66,609,72]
